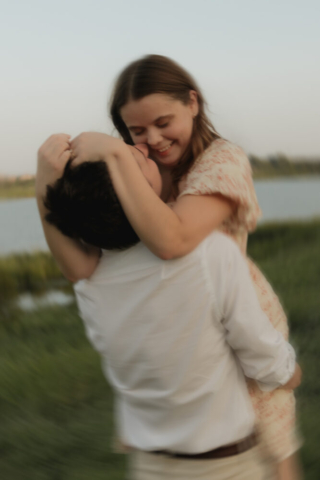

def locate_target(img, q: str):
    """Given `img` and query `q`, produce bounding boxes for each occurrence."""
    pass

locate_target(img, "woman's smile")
[120,93,198,168]
[152,141,174,157]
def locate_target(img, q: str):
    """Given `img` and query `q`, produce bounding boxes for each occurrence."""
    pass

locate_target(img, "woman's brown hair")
[110,54,220,195]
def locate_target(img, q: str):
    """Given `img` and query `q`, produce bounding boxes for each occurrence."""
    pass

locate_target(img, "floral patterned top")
[178,138,261,254]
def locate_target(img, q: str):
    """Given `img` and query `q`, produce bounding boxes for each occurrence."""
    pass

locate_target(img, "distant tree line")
[1,154,320,200]
[249,153,320,179]
[0,177,35,199]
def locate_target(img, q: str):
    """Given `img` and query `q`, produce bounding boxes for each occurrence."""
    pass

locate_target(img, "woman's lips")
[154,142,174,157]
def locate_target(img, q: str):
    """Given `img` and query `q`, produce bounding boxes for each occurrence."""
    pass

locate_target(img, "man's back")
[75,232,294,454]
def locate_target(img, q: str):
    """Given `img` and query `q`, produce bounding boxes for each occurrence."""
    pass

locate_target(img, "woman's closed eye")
[131,129,144,137]
[131,123,168,136]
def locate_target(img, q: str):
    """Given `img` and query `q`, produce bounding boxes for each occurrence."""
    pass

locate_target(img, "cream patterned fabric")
[179,138,301,462]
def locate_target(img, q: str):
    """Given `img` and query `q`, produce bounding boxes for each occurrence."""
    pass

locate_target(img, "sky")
[1,0,319,175]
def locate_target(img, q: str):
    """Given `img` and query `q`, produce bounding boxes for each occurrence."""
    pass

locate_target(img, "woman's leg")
[246,258,303,480]
[277,454,304,480]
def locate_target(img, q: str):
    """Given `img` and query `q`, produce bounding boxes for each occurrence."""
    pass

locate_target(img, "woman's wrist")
[102,138,130,164]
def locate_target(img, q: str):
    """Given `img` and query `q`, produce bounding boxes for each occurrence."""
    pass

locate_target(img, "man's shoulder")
[200,232,244,276]
[203,231,240,257]
[86,242,162,283]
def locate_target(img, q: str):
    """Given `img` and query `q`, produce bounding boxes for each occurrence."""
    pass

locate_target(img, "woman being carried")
[37,55,302,480]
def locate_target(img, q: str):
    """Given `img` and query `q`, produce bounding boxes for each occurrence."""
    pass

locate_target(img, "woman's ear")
[189,90,199,117]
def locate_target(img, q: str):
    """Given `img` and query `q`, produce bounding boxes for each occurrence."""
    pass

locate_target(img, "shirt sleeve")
[178,140,262,232]
[74,280,107,356]
[206,234,296,390]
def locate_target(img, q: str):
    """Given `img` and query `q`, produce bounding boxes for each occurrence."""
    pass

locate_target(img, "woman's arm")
[36,134,100,281]
[71,133,234,260]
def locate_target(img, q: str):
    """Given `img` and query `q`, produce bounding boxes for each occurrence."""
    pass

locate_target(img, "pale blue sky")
[1,0,319,174]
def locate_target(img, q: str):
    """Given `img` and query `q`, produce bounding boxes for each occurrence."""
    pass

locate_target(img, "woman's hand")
[70,132,125,167]
[36,134,71,199]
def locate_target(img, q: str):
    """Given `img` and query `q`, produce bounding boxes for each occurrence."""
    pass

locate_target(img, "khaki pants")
[128,446,270,480]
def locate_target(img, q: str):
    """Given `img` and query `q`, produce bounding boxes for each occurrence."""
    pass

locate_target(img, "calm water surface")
[17,290,74,311]
[1,177,320,255]
[0,198,48,255]
[255,177,320,223]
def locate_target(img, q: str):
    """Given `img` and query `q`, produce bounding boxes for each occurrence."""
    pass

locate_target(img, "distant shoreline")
[0,178,35,200]
[1,157,320,199]
[250,155,320,180]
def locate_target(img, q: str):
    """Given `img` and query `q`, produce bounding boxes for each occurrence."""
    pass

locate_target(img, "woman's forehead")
[121,94,178,125]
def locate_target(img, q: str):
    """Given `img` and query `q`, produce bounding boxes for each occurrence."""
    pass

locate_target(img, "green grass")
[0,220,320,478]
[0,304,127,479]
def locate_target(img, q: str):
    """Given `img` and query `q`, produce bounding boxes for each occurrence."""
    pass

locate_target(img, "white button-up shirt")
[75,232,295,454]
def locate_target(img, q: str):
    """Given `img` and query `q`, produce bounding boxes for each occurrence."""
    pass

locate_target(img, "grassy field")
[0,220,319,479]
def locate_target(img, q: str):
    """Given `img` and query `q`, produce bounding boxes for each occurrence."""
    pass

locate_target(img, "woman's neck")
[160,172,173,203]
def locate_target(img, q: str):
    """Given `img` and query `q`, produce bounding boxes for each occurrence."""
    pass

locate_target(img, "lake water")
[1,177,320,255]
[17,290,74,311]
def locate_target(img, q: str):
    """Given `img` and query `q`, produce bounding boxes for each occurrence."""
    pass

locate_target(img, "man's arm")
[207,234,300,391]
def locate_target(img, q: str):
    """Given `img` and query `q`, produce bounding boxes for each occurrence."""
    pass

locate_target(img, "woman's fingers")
[48,134,71,159]
[38,134,71,167]
[69,133,91,165]
[40,134,71,153]
[39,134,70,158]
[61,149,72,164]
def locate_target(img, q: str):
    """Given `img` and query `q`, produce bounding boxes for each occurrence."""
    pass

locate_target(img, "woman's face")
[128,144,162,197]
[121,92,198,168]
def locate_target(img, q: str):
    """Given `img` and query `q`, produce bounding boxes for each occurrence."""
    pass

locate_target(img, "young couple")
[36,55,302,480]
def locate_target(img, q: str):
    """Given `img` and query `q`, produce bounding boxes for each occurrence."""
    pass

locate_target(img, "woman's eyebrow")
[128,114,173,129]
[154,114,173,123]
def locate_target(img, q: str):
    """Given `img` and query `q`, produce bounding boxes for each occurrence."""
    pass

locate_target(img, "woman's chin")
[154,152,181,168]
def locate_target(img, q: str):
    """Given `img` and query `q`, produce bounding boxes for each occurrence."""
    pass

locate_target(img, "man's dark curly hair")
[44,160,140,250]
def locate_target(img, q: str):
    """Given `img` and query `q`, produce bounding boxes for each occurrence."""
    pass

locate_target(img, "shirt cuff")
[256,343,296,392]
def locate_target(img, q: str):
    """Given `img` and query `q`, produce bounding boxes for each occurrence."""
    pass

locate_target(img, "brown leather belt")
[152,432,257,460]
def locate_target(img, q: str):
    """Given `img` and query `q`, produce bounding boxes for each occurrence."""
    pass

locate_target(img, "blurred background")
[0,0,319,478]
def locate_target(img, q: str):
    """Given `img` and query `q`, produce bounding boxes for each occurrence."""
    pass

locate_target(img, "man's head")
[44,145,162,250]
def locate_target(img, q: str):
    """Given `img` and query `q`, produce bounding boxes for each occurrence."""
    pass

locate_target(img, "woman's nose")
[147,128,162,147]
